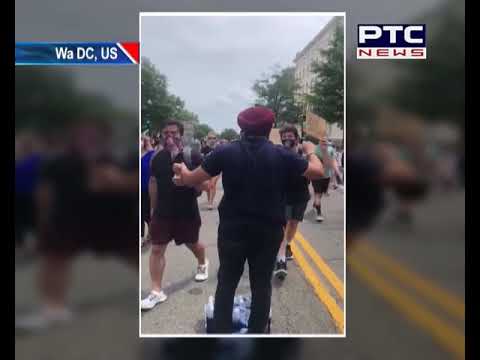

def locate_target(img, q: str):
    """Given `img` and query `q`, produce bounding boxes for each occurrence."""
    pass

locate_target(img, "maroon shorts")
[37,218,137,259]
[150,217,201,246]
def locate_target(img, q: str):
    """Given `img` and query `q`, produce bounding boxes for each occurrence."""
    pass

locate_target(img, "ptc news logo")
[357,24,426,59]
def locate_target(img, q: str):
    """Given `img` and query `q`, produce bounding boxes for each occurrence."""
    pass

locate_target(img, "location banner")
[15,42,140,65]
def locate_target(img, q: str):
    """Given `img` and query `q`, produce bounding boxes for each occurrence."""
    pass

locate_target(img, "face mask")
[282,139,297,149]
[163,135,183,159]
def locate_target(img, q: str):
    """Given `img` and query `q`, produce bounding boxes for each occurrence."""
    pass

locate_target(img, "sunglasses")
[208,137,217,140]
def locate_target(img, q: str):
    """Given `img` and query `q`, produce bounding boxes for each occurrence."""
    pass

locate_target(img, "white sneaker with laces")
[141,291,167,310]
[195,260,209,282]
[16,307,73,331]
[316,214,325,222]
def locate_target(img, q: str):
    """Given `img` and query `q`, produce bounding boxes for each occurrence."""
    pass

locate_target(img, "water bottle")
[239,307,250,329]
[242,296,251,309]
[232,307,241,324]
[206,296,214,319]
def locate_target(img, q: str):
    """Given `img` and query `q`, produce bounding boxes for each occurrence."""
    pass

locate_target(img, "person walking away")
[273,125,311,280]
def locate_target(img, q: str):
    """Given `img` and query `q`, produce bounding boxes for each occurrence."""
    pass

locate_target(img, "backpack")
[182,146,202,197]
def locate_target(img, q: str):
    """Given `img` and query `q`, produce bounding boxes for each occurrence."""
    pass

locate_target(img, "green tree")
[175,107,199,124]
[307,23,344,129]
[220,128,239,141]
[141,57,201,135]
[15,68,77,131]
[15,68,118,133]
[141,57,175,133]
[389,1,464,128]
[252,66,302,127]
[194,123,213,140]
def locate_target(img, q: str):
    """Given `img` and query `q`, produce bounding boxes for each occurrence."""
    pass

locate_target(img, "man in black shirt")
[273,125,311,280]
[172,106,324,333]
[141,120,210,311]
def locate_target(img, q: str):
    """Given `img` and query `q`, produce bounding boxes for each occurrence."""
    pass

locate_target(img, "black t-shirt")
[150,149,202,220]
[201,145,214,157]
[39,153,90,223]
[201,138,308,226]
[39,152,136,224]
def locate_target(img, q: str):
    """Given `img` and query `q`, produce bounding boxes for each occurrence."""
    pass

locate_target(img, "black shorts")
[312,178,330,194]
[285,202,308,221]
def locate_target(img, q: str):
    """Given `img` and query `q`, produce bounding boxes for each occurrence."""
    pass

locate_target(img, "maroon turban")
[237,106,275,137]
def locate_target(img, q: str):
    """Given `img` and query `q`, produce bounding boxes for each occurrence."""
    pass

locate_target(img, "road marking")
[348,254,465,359]
[355,241,465,321]
[295,231,344,300]
[290,241,344,333]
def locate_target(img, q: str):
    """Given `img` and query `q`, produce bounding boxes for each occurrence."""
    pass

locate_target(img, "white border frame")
[138,11,346,338]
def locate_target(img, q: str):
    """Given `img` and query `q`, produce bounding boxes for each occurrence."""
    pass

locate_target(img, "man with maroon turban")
[172,106,324,333]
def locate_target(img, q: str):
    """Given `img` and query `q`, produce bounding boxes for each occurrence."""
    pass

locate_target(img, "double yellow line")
[349,241,465,359]
[291,231,345,333]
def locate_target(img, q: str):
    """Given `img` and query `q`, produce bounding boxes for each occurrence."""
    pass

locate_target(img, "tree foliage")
[219,128,239,141]
[389,1,464,128]
[15,68,117,133]
[194,123,214,140]
[252,66,302,127]
[142,57,210,135]
[307,23,344,129]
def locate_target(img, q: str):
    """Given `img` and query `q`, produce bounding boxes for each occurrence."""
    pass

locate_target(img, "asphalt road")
[141,180,345,335]
[15,187,463,360]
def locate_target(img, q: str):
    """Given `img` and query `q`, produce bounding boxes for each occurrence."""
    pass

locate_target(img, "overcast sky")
[141,14,336,133]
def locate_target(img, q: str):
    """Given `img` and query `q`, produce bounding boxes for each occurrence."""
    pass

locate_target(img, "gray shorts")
[285,202,309,222]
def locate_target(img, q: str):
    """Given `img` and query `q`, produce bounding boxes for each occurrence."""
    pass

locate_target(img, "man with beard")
[141,120,210,311]
[273,125,310,280]
[172,107,324,333]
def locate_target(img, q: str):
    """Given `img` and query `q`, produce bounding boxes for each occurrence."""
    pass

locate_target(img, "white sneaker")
[141,291,167,310]
[195,260,209,282]
[316,214,325,222]
[16,307,73,331]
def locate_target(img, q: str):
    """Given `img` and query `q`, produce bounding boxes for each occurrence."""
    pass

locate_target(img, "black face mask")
[282,139,296,149]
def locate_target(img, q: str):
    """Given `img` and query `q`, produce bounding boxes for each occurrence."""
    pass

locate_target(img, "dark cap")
[237,106,275,137]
